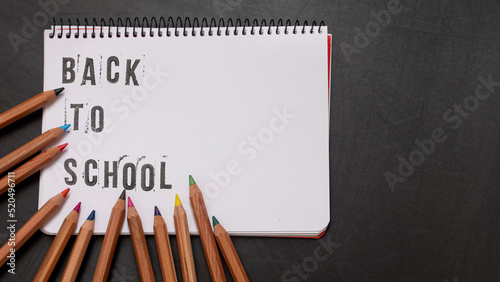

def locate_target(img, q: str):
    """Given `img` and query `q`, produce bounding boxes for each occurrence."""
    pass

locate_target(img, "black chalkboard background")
[0,0,499,281]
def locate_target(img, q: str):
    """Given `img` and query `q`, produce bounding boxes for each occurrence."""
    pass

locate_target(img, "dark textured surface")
[1,0,500,281]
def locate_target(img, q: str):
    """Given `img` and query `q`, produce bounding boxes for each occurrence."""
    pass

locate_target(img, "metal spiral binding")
[49,17,325,38]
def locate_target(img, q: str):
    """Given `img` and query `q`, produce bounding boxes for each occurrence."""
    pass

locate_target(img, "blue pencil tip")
[154,206,161,216]
[87,210,95,221]
[60,124,71,132]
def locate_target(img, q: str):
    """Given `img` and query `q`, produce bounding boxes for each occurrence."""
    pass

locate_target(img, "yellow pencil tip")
[175,194,182,206]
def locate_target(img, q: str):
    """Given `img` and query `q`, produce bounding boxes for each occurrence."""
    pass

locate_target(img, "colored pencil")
[0,124,70,174]
[213,217,249,282]
[0,188,70,266]
[0,88,64,130]
[93,190,126,282]
[154,206,178,282]
[127,197,155,281]
[61,210,95,282]
[34,202,81,282]
[189,175,226,282]
[174,194,197,282]
[0,143,68,196]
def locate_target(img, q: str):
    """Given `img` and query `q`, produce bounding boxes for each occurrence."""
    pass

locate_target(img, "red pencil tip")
[57,143,68,152]
[61,188,70,198]
[128,197,134,208]
[73,202,81,213]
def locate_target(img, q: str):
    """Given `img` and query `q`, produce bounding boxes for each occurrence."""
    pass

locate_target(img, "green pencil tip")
[212,216,219,227]
[189,175,196,185]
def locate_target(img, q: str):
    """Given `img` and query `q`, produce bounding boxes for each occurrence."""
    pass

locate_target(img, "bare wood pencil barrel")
[127,197,155,281]
[0,125,69,174]
[93,190,126,281]
[0,189,70,266]
[154,206,178,282]
[0,88,63,130]
[189,176,226,282]
[174,194,197,282]
[0,144,67,196]
[61,210,95,282]
[213,217,250,282]
[33,202,81,282]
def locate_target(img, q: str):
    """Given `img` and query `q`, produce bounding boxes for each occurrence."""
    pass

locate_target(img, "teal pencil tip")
[212,216,219,227]
[189,175,196,185]
[60,124,71,131]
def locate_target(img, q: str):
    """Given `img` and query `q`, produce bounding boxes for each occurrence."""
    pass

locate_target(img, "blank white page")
[41,26,330,236]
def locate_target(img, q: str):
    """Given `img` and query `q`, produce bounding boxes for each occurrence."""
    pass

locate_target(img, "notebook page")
[41,26,330,236]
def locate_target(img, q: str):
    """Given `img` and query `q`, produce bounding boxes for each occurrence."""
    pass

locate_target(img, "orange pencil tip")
[57,143,68,152]
[61,188,70,198]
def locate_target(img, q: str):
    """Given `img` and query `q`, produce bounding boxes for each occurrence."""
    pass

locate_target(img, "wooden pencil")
[0,124,70,175]
[174,194,197,282]
[0,188,70,266]
[189,175,226,282]
[0,88,64,130]
[0,143,68,196]
[34,202,81,282]
[213,217,249,282]
[127,197,155,281]
[61,210,95,282]
[93,190,126,282]
[154,206,178,282]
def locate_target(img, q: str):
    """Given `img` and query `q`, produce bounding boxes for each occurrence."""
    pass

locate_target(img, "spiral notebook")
[40,18,331,237]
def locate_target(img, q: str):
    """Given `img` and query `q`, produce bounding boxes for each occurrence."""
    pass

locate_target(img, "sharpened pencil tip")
[60,124,71,131]
[154,206,161,216]
[74,202,81,213]
[212,216,219,227]
[119,190,126,200]
[128,197,134,208]
[175,194,181,206]
[54,87,64,96]
[57,143,68,152]
[87,210,95,220]
[189,175,196,185]
[61,188,70,198]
